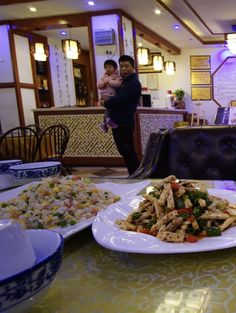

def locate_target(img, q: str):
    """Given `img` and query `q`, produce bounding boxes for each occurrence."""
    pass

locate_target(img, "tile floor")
[70,166,128,178]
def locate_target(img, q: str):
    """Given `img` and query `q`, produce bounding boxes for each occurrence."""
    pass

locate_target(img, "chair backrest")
[131,126,236,180]
[26,124,42,135]
[38,124,70,161]
[0,126,39,162]
[128,131,166,179]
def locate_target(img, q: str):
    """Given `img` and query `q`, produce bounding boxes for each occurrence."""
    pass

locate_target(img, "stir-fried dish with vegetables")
[116,175,236,243]
[0,176,120,229]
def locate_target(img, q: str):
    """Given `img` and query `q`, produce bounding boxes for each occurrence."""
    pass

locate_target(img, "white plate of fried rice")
[0,176,150,239]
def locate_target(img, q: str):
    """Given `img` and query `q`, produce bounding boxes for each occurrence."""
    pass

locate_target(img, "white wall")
[21,88,37,125]
[91,14,120,88]
[14,34,33,84]
[122,16,134,58]
[145,46,235,124]
[0,89,19,132]
[0,26,20,132]
[0,25,14,83]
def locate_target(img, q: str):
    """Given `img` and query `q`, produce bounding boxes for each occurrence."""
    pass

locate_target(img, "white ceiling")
[0,0,236,51]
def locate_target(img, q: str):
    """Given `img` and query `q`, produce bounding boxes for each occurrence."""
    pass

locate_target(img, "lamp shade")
[153,53,164,71]
[137,47,150,65]
[32,42,49,62]
[164,61,176,75]
[62,39,81,59]
[226,33,236,54]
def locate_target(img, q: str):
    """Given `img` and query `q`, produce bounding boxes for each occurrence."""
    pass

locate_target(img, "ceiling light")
[62,39,81,59]
[62,26,81,60]
[137,47,150,65]
[226,33,236,54]
[153,53,164,72]
[61,31,67,36]
[137,34,150,66]
[154,9,161,15]
[31,42,49,62]
[164,61,176,75]
[59,20,68,25]
[29,7,37,12]
[88,1,95,5]
[173,24,180,31]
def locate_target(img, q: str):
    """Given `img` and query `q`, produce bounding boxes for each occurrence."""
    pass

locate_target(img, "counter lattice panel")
[38,114,120,157]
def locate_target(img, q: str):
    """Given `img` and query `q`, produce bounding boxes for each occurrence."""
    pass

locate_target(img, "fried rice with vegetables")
[0,176,120,229]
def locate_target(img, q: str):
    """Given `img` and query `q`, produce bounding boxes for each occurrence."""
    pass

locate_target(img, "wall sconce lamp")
[225,33,236,54]
[62,26,81,60]
[31,42,49,62]
[137,34,150,65]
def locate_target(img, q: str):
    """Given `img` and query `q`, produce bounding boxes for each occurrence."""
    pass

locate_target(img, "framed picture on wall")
[190,55,211,70]
[191,71,211,85]
[191,87,212,100]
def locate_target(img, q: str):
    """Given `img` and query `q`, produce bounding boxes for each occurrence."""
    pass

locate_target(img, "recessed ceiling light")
[59,20,67,25]
[154,9,161,15]
[88,1,95,5]
[29,7,37,12]
[61,31,67,36]
[173,24,180,31]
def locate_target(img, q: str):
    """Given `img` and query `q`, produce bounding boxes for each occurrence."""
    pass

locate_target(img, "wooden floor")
[70,166,128,178]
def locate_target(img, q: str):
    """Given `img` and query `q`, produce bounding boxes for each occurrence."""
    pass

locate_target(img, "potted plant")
[174,88,185,100]
[173,89,185,109]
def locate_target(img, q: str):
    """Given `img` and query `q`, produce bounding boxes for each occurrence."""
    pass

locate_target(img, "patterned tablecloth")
[26,179,236,313]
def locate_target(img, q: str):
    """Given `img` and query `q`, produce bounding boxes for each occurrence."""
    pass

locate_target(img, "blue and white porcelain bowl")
[9,161,61,184]
[0,229,64,313]
[0,160,23,189]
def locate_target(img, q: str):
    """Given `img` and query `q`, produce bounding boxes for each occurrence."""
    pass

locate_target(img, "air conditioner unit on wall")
[94,29,115,45]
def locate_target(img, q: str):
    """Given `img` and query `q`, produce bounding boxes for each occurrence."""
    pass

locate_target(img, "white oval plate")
[0,180,150,239]
[92,189,236,254]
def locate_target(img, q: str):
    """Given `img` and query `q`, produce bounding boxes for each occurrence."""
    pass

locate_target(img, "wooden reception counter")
[34,107,187,166]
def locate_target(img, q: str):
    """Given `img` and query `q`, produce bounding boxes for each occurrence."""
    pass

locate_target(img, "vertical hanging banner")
[49,39,76,107]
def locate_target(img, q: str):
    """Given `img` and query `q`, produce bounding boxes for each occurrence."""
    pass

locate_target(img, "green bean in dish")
[116,175,236,243]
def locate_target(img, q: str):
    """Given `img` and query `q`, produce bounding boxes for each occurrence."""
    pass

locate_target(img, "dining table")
[1,177,236,313]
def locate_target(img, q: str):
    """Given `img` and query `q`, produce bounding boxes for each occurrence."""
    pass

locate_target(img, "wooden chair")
[0,126,39,162]
[38,124,71,175]
[129,131,167,179]
[26,124,42,135]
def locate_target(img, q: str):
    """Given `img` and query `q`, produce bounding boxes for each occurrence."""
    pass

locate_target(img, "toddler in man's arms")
[97,59,123,133]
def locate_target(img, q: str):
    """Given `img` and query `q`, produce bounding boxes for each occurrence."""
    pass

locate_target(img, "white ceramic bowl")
[9,161,61,184]
[0,160,22,189]
[0,229,64,313]
[0,220,36,280]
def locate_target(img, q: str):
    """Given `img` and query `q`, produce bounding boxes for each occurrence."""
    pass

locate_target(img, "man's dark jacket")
[104,73,141,128]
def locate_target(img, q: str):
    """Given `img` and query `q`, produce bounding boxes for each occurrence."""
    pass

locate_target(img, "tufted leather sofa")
[130,126,236,180]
